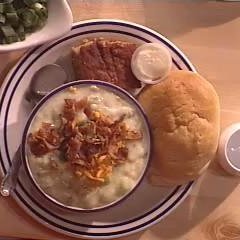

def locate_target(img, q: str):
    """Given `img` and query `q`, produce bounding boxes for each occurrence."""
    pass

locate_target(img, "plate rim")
[0,19,196,239]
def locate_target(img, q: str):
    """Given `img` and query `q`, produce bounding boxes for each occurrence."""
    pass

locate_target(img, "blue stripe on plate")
[71,21,193,71]
[3,29,184,167]
[15,181,193,236]
[0,21,195,236]
[18,180,181,228]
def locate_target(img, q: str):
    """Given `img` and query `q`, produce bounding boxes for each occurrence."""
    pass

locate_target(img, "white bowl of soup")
[22,80,151,211]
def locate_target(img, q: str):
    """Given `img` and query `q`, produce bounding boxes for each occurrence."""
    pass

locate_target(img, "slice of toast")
[72,38,141,91]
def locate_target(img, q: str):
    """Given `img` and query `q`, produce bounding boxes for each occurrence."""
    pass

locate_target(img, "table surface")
[0,1,240,240]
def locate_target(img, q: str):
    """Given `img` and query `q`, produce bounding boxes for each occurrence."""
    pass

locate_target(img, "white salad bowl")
[0,0,73,52]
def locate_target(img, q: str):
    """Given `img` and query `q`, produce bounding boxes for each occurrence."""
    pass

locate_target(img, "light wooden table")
[0,1,240,240]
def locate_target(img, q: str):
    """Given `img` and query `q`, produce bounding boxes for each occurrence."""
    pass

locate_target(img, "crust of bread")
[139,70,220,185]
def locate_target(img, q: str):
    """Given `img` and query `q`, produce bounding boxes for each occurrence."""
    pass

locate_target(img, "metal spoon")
[1,64,68,197]
[0,146,21,197]
[26,64,68,104]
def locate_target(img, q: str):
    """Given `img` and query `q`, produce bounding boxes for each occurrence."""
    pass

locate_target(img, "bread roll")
[138,70,220,185]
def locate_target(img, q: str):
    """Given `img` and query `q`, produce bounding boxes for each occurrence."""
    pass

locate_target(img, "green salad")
[0,0,48,44]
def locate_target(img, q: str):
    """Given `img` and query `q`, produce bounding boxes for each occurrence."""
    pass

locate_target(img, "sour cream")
[131,43,172,84]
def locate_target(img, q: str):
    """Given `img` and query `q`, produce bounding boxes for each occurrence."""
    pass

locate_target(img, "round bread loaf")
[138,70,220,184]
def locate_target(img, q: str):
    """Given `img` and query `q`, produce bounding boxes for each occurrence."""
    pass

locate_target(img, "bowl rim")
[21,80,152,212]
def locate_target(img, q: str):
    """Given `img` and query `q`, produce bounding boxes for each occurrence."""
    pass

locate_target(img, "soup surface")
[27,85,148,209]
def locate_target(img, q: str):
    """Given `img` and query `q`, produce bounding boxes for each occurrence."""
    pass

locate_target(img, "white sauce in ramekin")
[28,85,148,209]
[131,43,172,84]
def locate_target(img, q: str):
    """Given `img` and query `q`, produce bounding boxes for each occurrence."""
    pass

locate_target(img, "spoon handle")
[0,146,22,197]
[1,172,12,196]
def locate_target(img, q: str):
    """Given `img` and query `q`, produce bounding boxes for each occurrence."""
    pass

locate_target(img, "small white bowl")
[131,43,172,85]
[0,0,73,52]
[218,123,240,176]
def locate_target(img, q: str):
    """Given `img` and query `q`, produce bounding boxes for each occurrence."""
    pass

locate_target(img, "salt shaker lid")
[218,123,240,176]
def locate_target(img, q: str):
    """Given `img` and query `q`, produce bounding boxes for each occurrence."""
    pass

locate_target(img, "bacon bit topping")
[28,97,142,184]
[63,98,88,121]
[28,123,60,157]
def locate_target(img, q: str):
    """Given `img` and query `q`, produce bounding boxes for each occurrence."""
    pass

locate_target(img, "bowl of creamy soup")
[22,80,151,211]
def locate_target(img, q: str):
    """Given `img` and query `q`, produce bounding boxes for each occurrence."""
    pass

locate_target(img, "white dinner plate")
[0,19,195,239]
